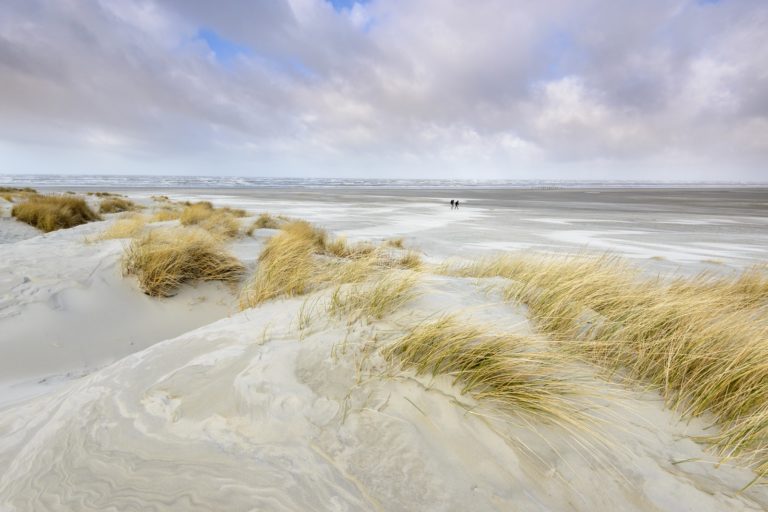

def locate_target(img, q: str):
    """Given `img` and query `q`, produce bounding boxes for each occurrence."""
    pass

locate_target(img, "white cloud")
[0,0,766,179]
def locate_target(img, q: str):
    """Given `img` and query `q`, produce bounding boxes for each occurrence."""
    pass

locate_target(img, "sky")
[0,0,766,180]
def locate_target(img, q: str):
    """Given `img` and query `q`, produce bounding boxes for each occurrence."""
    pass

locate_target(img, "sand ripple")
[1,296,767,511]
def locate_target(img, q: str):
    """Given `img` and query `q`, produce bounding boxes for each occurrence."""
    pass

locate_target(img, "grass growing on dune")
[200,211,241,239]
[240,220,425,309]
[12,194,101,232]
[325,236,376,259]
[246,213,282,235]
[180,201,243,238]
[397,250,422,270]
[384,315,595,429]
[99,197,136,214]
[98,214,148,240]
[151,207,182,222]
[179,201,215,225]
[282,220,327,250]
[328,271,419,321]
[123,227,245,297]
[0,186,36,193]
[443,253,768,478]
[239,222,318,307]
[87,191,121,197]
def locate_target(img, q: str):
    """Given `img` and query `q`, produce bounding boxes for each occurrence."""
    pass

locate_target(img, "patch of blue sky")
[196,28,252,63]
[327,0,369,11]
[535,28,581,82]
[195,28,316,79]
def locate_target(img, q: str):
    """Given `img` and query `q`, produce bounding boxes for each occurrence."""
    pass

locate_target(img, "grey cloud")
[0,0,766,178]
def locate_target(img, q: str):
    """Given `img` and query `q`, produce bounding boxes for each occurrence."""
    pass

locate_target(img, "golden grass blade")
[123,227,245,297]
[11,193,101,232]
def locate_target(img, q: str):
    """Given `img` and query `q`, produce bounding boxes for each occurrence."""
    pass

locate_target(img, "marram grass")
[383,315,598,431]
[99,197,136,214]
[442,252,768,478]
[123,227,245,297]
[150,207,182,222]
[179,201,243,238]
[98,214,148,240]
[246,212,283,234]
[240,220,427,309]
[12,194,101,232]
[328,270,419,321]
[239,221,318,307]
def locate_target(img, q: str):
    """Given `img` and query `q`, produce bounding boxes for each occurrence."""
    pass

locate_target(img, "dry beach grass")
[240,220,427,309]
[98,214,148,240]
[239,221,322,307]
[80,202,768,483]
[150,207,182,222]
[11,193,101,232]
[384,315,598,430]
[328,270,420,321]
[99,197,137,214]
[123,227,245,297]
[5,191,768,510]
[246,212,283,234]
[442,252,768,479]
[179,201,244,239]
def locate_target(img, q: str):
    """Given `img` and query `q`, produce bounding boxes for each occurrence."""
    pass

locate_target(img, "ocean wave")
[1,175,766,189]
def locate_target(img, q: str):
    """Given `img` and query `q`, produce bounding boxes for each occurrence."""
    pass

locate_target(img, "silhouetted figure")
[450,199,455,209]
[455,200,460,209]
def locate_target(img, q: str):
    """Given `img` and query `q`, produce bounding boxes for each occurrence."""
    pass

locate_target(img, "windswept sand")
[143,187,768,272]
[0,187,767,511]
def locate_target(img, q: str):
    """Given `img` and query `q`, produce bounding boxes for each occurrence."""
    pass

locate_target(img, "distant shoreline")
[2,175,768,190]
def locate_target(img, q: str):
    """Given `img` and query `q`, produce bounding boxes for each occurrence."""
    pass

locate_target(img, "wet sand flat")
[110,187,768,272]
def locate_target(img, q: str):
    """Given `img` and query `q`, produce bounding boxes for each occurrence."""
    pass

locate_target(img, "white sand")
[1,189,767,510]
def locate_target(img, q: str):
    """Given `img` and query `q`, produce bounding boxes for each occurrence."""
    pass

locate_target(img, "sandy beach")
[1,186,767,511]
[4,0,767,508]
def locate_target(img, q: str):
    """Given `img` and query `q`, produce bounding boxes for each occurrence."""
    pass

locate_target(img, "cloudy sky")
[1,0,766,180]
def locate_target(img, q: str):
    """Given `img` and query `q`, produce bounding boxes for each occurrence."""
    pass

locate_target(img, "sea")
[1,175,766,189]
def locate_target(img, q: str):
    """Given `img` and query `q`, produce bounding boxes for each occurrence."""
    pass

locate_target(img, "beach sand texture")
[0,187,767,511]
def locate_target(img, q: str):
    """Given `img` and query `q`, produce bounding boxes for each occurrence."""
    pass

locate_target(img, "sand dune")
[1,189,767,511]
[1,273,766,510]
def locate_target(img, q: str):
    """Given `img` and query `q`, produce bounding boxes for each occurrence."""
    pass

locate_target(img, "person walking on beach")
[450,199,455,210]
[455,199,460,209]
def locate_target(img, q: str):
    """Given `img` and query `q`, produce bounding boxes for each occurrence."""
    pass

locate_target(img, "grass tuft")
[240,218,429,310]
[328,271,419,321]
[179,201,215,225]
[0,187,36,193]
[443,252,768,476]
[239,223,317,307]
[98,214,148,240]
[200,211,242,239]
[11,194,101,232]
[123,227,245,297]
[87,191,121,197]
[325,236,376,259]
[397,250,422,270]
[179,201,242,238]
[220,206,247,218]
[99,197,136,214]
[150,207,182,222]
[384,315,594,427]
[246,213,282,235]
[281,220,327,250]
